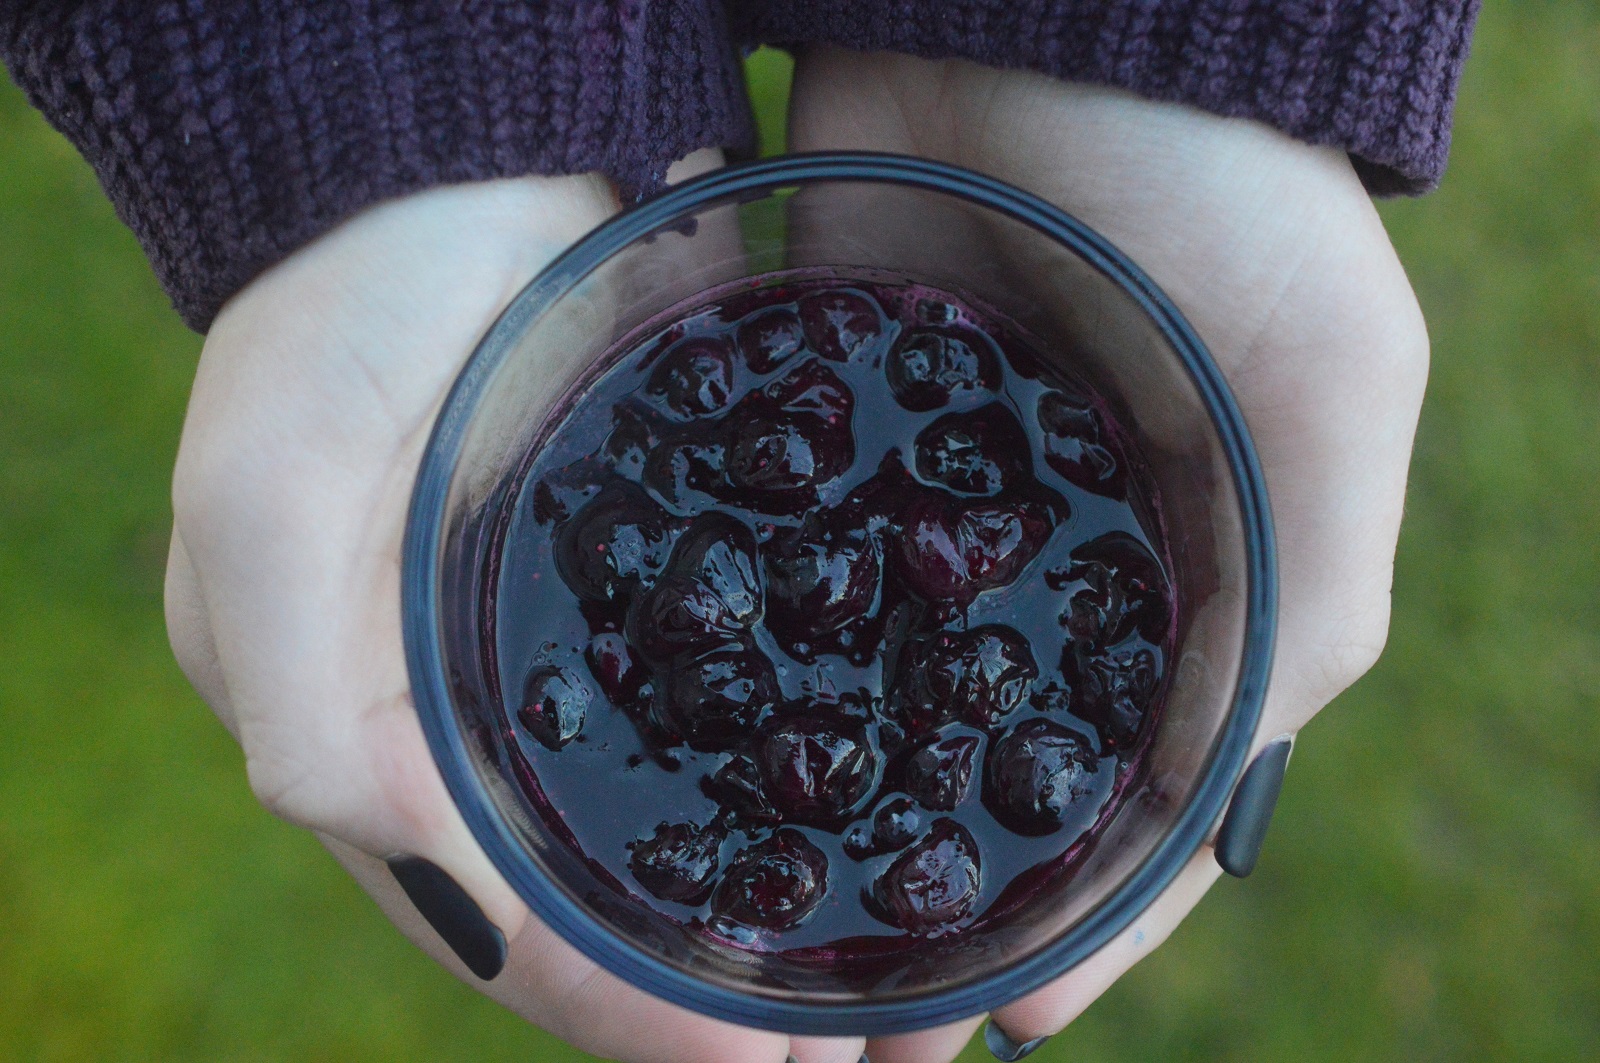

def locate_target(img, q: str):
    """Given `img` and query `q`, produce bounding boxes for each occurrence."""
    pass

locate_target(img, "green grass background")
[2,5,1596,1060]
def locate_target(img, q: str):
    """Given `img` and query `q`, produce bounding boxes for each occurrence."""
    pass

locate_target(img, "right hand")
[163,164,868,1063]
[785,46,1431,1063]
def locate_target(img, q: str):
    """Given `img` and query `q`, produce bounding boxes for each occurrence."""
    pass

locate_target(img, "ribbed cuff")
[2,2,755,331]
[736,0,1479,196]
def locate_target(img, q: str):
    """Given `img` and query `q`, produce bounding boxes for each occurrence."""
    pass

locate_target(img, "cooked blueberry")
[872,797,921,852]
[885,643,959,738]
[498,279,1174,950]
[629,819,725,904]
[842,823,876,860]
[641,435,724,504]
[585,633,649,707]
[869,819,981,932]
[763,359,855,426]
[625,514,763,659]
[895,493,1053,603]
[670,513,763,622]
[891,627,1036,732]
[912,404,1030,496]
[798,288,881,361]
[1038,389,1124,494]
[947,627,1037,727]
[1071,645,1160,749]
[530,457,606,526]
[715,363,855,501]
[657,643,779,750]
[886,328,1000,411]
[756,714,876,826]
[737,306,805,373]
[554,481,678,602]
[765,523,882,646]
[722,410,851,496]
[601,401,663,476]
[647,336,735,418]
[984,718,1100,835]
[626,574,743,660]
[702,752,779,825]
[904,733,982,811]
[1029,681,1073,716]
[915,297,959,325]
[1057,532,1171,646]
[519,666,591,750]
[711,829,829,931]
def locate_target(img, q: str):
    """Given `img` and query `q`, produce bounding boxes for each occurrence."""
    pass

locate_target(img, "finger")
[320,833,791,1063]
[163,529,237,738]
[165,181,621,1002]
[173,168,805,1061]
[787,1033,870,1063]
[862,1014,986,1063]
[987,848,1223,1047]
[982,672,1304,1050]
[173,173,623,860]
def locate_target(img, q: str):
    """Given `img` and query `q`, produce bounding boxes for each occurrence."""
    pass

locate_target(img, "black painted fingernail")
[1215,736,1294,878]
[387,855,507,980]
[984,1020,1049,1061]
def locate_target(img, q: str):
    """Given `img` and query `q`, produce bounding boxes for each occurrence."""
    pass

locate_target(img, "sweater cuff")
[736,0,1479,196]
[1,2,755,332]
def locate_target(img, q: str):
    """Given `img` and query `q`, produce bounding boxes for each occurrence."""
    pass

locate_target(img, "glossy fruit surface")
[629,819,726,904]
[984,718,1108,836]
[895,494,1052,604]
[756,713,877,826]
[904,732,981,811]
[869,819,983,932]
[518,666,590,751]
[912,404,1030,496]
[710,829,830,933]
[886,327,1000,412]
[491,275,1174,953]
[648,337,735,419]
[1037,389,1124,494]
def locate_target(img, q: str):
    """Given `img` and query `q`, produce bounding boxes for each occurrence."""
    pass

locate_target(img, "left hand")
[164,158,867,1063]
[786,47,1430,1063]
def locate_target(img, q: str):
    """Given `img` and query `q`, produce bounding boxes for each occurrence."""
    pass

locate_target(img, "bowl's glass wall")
[429,176,1250,1004]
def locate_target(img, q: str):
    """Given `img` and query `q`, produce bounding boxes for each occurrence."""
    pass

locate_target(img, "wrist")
[211,174,619,344]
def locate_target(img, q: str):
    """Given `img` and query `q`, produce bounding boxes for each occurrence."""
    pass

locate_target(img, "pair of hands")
[163,50,1428,1063]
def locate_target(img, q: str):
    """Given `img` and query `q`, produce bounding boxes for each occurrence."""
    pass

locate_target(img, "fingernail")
[387,855,507,980]
[1215,735,1294,878]
[984,1019,1050,1061]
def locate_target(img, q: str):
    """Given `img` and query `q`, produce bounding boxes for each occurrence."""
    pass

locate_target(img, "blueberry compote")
[491,275,1174,953]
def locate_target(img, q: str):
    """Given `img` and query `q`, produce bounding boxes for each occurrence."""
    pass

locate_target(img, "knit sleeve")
[734,0,1479,196]
[0,2,755,332]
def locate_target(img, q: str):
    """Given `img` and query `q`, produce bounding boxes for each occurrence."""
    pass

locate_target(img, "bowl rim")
[401,151,1277,1035]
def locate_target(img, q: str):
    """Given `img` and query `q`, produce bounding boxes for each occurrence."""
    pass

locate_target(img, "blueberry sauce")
[488,274,1175,953]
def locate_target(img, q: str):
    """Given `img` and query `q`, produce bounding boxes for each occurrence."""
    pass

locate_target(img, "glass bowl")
[401,153,1276,1035]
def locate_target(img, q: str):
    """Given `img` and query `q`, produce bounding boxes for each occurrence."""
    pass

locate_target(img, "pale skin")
[164,48,1428,1063]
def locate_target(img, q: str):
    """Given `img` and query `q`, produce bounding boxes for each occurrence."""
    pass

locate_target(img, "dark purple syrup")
[490,275,1174,952]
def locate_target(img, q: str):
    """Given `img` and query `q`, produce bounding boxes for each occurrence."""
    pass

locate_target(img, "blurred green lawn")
[2,5,1596,1060]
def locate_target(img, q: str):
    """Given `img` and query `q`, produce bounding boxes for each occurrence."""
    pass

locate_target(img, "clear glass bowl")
[401,153,1276,1035]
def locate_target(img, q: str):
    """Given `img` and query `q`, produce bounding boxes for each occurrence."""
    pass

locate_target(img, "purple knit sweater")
[0,1,1479,332]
